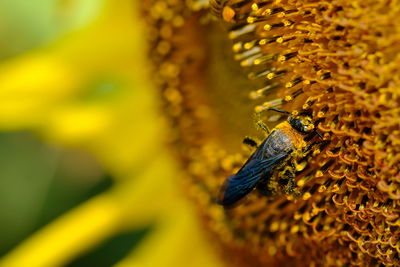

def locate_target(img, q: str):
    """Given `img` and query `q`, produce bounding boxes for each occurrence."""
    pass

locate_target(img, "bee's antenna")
[267,108,291,115]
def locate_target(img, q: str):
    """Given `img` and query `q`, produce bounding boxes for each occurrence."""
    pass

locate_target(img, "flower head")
[144,0,400,265]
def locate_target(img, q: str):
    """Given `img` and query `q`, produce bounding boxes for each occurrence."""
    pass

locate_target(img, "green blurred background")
[0,1,149,266]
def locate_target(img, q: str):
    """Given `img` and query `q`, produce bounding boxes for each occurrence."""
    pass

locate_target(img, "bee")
[218,108,322,207]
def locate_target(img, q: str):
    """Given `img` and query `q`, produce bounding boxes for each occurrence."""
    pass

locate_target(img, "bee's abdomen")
[262,129,294,157]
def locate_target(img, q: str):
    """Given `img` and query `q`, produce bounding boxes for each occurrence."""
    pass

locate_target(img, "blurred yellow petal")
[0,54,80,129]
[45,105,112,144]
[0,0,227,267]
[0,190,121,267]
[115,204,224,267]
[0,152,224,267]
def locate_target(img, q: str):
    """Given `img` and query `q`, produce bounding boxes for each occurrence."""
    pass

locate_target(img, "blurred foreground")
[0,1,223,266]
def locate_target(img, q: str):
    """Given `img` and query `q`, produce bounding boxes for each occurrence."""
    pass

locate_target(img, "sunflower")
[1,0,400,266]
[143,0,400,266]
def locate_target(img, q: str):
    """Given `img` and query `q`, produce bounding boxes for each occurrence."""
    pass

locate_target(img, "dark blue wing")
[219,152,288,207]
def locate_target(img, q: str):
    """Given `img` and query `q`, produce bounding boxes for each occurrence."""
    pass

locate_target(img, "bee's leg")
[279,170,295,194]
[256,174,273,197]
[303,140,330,154]
[284,172,302,198]
[257,121,270,134]
[243,136,258,148]
[255,112,270,134]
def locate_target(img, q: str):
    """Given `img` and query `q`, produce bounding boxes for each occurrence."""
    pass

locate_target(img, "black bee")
[219,108,321,207]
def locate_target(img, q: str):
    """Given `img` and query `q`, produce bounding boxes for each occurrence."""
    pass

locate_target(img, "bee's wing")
[219,152,288,207]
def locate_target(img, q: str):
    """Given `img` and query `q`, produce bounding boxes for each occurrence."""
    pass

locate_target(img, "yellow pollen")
[303,192,312,200]
[291,225,300,233]
[247,16,256,24]
[264,24,272,31]
[296,161,307,171]
[270,221,280,232]
[244,42,253,50]
[249,91,259,99]
[255,106,264,113]
[318,185,327,192]
[284,20,292,26]
[278,55,287,62]
[232,43,241,52]
[284,95,293,101]
[222,6,235,22]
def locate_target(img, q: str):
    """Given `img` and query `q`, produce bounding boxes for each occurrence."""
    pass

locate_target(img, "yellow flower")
[3,0,400,266]
[143,0,400,265]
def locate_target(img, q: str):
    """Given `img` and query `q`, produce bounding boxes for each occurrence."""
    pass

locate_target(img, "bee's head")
[288,115,314,134]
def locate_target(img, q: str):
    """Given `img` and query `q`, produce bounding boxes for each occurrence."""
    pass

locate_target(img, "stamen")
[234,46,261,60]
[278,52,298,62]
[248,69,276,80]
[267,69,287,79]
[263,7,284,16]
[320,72,332,80]
[285,76,303,88]
[259,36,280,45]
[249,84,280,99]
[229,24,256,39]
[240,53,266,67]
[255,98,284,113]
